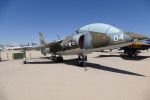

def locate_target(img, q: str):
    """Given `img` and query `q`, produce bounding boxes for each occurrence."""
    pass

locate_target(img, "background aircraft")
[4,42,22,50]
[121,38,150,57]
[35,23,148,66]
[4,42,37,50]
[0,44,4,50]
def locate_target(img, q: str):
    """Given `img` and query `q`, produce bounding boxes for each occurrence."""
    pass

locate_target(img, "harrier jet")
[35,23,149,66]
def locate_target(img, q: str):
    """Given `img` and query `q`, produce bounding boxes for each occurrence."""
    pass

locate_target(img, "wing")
[57,39,147,55]
[42,40,62,48]
[86,42,135,52]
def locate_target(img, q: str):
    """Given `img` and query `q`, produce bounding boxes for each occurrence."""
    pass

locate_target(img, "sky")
[0,0,150,45]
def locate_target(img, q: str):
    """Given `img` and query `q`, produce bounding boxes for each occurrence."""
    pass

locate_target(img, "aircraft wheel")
[131,53,137,58]
[57,56,63,62]
[77,54,87,67]
[52,55,63,62]
[23,61,27,64]
[128,50,138,58]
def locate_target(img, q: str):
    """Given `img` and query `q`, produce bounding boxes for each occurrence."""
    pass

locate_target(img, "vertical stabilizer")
[38,32,46,45]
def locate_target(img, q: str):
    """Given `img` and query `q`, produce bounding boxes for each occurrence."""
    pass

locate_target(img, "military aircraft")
[4,42,37,50]
[4,42,22,50]
[35,23,148,66]
[0,44,4,50]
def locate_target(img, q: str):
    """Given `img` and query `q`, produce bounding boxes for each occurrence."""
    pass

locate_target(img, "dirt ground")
[0,50,150,100]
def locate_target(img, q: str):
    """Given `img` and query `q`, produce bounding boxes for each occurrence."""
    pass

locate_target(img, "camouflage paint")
[90,32,110,48]
[125,32,149,40]
[60,23,149,51]
[39,23,149,56]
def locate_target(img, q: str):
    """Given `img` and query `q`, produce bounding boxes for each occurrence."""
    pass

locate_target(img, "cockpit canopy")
[78,23,123,34]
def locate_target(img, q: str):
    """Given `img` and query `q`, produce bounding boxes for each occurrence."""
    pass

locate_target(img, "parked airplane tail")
[145,39,150,44]
[38,32,49,56]
[38,32,46,45]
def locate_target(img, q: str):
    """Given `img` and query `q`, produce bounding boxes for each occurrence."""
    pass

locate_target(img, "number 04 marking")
[113,34,124,41]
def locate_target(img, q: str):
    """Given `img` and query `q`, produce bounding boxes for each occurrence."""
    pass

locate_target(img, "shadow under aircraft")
[64,58,145,77]
[25,57,145,77]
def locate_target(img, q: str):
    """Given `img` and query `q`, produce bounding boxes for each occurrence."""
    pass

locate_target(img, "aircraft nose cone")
[127,32,149,40]
[136,34,149,40]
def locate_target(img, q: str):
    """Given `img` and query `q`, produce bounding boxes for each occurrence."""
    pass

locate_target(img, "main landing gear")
[77,53,87,71]
[124,49,140,58]
[51,53,87,70]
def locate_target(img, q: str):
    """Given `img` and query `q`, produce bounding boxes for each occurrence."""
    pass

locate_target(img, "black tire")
[57,56,63,62]
[77,61,84,67]
[128,50,138,58]
[23,61,27,64]
[52,56,63,63]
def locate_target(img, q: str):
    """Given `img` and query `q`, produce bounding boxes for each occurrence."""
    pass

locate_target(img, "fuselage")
[41,23,148,56]
[60,23,148,52]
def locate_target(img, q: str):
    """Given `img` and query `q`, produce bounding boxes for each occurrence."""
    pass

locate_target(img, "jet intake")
[75,33,92,49]
[62,34,88,49]
[79,35,84,49]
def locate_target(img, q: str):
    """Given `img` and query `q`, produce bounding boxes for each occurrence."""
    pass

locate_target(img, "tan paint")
[90,32,110,48]
[125,32,148,40]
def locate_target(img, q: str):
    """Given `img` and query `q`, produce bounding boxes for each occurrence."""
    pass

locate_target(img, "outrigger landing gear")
[77,53,87,71]
[51,55,64,63]
[23,49,27,64]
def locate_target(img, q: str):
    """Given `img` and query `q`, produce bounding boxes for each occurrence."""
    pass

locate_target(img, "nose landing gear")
[77,53,87,71]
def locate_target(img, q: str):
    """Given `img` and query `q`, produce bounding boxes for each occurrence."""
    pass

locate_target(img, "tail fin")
[57,34,61,40]
[38,32,46,45]
[145,39,150,44]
